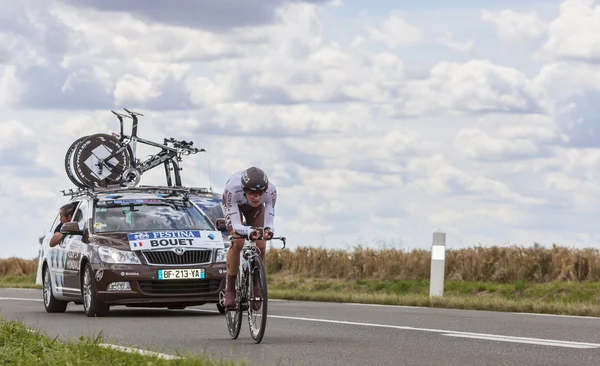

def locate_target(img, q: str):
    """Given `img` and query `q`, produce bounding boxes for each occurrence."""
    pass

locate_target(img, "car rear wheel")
[82,263,110,317]
[43,265,68,313]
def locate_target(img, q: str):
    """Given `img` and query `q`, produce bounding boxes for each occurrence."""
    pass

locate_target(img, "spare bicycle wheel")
[72,133,133,188]
[64,135,89,189]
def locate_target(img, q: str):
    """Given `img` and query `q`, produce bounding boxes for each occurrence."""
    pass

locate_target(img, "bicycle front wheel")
[248,255,268,344]
[72,133,133,188]
[223,289,242,339]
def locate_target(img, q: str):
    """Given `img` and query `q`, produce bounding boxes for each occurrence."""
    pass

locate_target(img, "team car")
[36,185,230,317]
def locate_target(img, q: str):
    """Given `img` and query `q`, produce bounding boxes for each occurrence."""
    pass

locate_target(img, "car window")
[48,213,61,232]
[74,200,89,230]
[190,199,225,223]
[93,199,214,233]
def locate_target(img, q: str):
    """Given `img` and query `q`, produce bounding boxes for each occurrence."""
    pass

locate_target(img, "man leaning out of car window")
[49,203,77,247]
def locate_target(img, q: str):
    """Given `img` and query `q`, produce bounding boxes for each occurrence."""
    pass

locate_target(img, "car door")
[35,213,61,286]
[46,213,70,299]
[62,200,89,296]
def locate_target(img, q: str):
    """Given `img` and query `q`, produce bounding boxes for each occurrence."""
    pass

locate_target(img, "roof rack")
[60,185,212,201]
[60,187,96,200]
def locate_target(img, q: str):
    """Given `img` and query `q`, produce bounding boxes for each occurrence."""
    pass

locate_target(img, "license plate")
[157,268,205,280]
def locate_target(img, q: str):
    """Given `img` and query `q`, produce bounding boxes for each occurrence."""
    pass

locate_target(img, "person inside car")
[221,166,277,309]
[49,203,77,247]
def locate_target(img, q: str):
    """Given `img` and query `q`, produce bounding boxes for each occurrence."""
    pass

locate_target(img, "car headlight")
[215,248,227,263]
[98,247,141,265]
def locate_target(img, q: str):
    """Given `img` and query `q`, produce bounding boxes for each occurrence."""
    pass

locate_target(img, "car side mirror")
[60,222,83,235]
[215,218,227,232]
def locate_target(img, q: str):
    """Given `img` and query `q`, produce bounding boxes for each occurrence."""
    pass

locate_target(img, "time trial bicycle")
[64,108,205,189]
[219,228,286,344]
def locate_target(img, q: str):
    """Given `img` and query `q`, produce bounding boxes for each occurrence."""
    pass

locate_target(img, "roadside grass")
[0,274,39,289]
[266,274,600,317]
[0,317,251,366]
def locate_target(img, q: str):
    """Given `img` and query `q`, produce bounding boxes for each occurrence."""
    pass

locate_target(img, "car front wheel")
[82,263,110,317]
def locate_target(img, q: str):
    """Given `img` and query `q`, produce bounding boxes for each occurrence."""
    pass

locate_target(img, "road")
[1,288,600,365]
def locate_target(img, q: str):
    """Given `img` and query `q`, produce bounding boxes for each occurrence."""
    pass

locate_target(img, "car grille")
[142,249,212,265]
[138,279,222,295]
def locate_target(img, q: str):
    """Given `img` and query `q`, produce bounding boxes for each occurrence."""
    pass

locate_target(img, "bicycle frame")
[99,109,203,187]
[105,109,182,169]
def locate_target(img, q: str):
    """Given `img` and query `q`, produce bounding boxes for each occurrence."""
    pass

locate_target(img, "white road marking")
[1,288,40,291]
[441,333,600,349]
[510,312,600,320]
[98,344,182,360]
[188,309,600,349]
[0,297,43,302]
[344,302,427,309]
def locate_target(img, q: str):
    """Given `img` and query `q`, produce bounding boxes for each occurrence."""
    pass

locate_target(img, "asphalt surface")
[2,289,600,365]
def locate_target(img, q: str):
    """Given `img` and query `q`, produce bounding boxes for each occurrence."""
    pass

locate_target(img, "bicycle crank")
[122,167,142,187]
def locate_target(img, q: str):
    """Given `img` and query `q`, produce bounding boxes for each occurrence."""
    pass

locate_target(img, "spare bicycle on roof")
[64,108,205,189]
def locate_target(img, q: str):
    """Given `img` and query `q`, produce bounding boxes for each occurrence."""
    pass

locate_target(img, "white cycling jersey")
[223,170,277,235]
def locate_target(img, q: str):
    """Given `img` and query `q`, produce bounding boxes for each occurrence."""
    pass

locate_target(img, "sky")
[1,0,600,259]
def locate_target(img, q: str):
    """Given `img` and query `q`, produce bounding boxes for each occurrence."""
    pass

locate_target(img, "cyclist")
[221,166,277,308]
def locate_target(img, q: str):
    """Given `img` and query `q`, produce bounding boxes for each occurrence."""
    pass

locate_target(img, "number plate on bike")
[157,268,205,280]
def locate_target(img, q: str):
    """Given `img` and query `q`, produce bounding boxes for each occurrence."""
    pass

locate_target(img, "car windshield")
[93,199,213,233]
[190,196,224,223]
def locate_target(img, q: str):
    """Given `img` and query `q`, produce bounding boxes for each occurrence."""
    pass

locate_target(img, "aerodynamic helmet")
[241,166,269,192]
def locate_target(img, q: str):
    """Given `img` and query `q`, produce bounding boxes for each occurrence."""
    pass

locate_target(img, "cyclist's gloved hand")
[249,228,261,240]
[263,227,274,240]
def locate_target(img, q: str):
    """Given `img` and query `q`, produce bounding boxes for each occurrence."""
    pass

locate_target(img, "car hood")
[90,233,130,250]
[90,230,227,251]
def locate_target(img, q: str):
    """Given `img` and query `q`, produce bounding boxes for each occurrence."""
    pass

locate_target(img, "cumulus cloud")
[401,59,540,116]
[481,8,547,44]
[531,61,600,149]
[365,12,423,48]
[454,114,566,162]
[59,0,333,32]
[542,0,600,62]
[438,31,473,53]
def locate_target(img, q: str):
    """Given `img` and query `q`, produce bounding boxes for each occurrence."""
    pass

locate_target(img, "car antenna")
[208,151,213,193]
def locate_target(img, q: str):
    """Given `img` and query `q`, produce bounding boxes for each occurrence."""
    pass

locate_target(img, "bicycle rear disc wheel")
[73,133,133,188]
[248,256,268,344]
[64,135,88,189]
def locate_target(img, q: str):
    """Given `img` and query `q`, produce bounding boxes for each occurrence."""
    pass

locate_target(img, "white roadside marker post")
[429,231,446,298]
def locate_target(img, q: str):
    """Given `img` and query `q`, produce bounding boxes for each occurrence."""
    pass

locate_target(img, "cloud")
[542,0,600,62]
[401,59,540,116]
[531,61,600,148]
[481,8,547,44]
[454,114,565,162]
[59,0,333,32]
[365,11,424,48]
[405,153,546,205]
[0,121,37,165]
[438,31,473,53]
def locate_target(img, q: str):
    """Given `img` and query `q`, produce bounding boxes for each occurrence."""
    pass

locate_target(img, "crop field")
[4,244,600,316]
